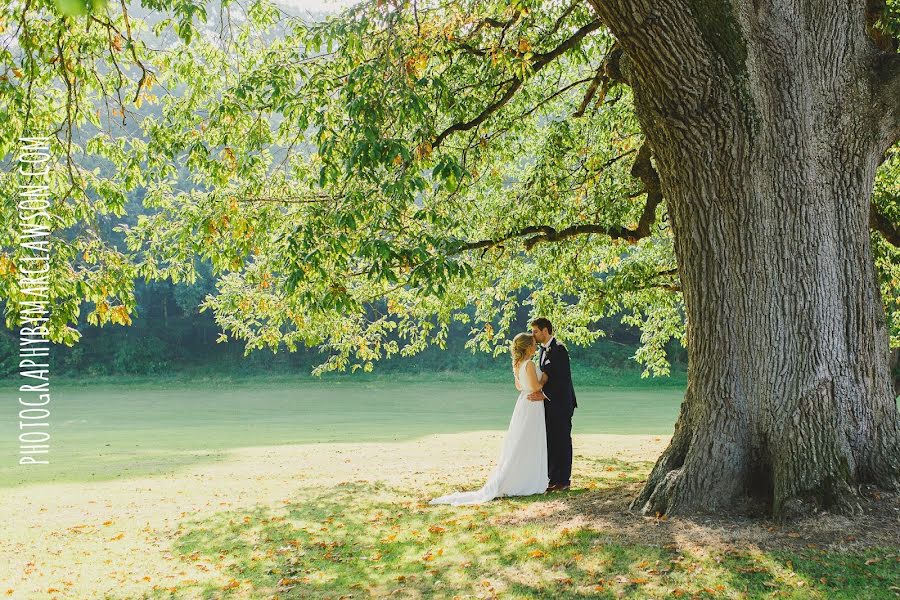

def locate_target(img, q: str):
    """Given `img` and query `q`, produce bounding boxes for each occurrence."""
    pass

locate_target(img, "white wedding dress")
[429,360,549,505]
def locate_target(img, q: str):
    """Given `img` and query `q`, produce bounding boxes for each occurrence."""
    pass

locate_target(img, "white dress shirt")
[538,336,556,400]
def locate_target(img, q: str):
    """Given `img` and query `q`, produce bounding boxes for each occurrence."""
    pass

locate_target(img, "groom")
[527,318,577,492]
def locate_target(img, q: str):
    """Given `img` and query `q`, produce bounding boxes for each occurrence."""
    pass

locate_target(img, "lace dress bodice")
[516,360,541,394]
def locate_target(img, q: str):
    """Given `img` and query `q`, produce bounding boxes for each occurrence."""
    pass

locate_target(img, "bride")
[429,332,550,505]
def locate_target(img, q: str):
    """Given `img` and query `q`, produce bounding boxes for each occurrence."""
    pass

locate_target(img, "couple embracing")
[430,318,578,505]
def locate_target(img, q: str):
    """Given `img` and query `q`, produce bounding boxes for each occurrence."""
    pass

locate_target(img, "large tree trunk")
[590,0,900,517]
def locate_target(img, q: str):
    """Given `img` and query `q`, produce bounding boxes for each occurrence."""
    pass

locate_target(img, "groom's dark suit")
[538,337,577,486]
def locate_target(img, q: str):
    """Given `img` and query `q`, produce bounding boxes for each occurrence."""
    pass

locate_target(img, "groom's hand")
[527,391,545,402]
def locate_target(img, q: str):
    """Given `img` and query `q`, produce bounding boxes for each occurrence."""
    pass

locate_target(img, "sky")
[273,0,359,16]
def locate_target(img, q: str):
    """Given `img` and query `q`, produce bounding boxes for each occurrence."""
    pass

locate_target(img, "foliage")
[874,147,900,349]
[0,0,896,378]
[0,270,687,379]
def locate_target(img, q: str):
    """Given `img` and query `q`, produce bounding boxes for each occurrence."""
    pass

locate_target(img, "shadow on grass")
[152,459,900,599]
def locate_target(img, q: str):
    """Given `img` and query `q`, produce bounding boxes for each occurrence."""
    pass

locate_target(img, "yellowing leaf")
[416,141,432,160]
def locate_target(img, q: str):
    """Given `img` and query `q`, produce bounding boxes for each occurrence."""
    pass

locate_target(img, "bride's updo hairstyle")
[510,332,535,370]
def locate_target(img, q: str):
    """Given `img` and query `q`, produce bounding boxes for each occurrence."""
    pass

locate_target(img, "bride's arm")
[539,371,548,385]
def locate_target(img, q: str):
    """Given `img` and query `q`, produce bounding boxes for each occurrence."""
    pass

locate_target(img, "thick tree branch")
[573,65,606,118]
[627,141,664,234]
[431,19,604,150]
[432,79,522,150]
[459,143,664,252]
[573,44,624,118]
[529,19,604,65]
[873,52,900,148]
[870,201,900,246]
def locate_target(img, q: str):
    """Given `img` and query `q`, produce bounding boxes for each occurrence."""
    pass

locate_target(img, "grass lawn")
[0,373,897,599]
[165,462,900,599]
[0,371,683,488]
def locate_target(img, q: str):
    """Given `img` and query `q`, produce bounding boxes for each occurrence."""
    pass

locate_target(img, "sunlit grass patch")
[157,470,900,599]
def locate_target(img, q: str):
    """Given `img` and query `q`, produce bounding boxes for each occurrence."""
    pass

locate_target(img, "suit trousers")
[545,405,573,485]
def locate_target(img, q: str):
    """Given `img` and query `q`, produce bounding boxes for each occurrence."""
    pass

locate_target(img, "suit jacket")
[539,337,577,415]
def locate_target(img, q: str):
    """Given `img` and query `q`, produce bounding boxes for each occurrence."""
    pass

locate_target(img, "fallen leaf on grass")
[735,566,768,574]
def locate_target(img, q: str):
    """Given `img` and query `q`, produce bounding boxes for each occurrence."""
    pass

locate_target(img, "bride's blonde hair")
[510,332,535,370]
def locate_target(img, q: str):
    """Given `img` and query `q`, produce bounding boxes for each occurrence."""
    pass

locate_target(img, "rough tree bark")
[588,0,900,517]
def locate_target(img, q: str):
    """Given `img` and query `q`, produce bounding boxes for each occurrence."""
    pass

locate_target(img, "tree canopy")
[1,0,897,375]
